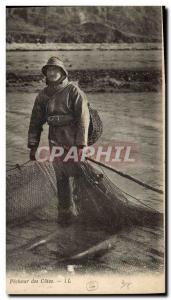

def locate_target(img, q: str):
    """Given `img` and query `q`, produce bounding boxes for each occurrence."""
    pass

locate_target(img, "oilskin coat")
[28,77,90,149]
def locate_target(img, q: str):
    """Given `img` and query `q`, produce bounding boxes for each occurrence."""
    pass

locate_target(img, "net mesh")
[6,161,58,223]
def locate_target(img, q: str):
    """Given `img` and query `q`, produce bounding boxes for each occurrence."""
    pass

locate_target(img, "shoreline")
[6,42,162,52]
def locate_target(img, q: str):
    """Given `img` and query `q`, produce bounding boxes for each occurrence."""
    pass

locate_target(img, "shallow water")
[7,49,162,72]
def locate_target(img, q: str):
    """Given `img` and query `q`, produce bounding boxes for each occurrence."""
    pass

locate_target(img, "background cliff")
[6,6,162,43]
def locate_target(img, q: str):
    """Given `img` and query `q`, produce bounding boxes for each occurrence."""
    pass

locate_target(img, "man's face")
[46,66,63,82]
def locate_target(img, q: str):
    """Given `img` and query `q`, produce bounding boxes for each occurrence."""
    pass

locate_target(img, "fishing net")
[6,161,58,223]
[6,160,162,229]
[6,160,163,274]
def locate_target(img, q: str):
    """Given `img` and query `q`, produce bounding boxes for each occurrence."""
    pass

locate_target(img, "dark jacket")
[28,78,90,149]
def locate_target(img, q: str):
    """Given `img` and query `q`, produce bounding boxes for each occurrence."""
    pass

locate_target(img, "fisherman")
[28,56,90,225]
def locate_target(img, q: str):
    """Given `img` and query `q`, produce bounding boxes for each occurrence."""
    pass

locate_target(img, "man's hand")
[29,147,37,161]
[78,145,86,161]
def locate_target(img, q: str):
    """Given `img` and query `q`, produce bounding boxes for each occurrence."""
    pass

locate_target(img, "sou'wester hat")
[42,57,68,77]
